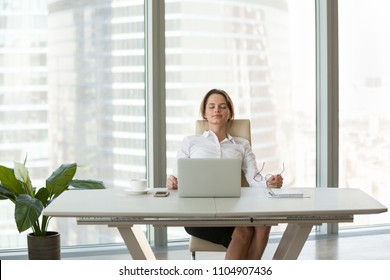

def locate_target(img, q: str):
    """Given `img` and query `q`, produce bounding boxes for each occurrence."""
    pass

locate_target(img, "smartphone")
[154,191,170,197]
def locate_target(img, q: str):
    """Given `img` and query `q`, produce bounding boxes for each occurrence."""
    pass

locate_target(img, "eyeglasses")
[253,162,285,182]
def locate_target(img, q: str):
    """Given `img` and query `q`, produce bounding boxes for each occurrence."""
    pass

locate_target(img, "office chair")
[188,119,251,260]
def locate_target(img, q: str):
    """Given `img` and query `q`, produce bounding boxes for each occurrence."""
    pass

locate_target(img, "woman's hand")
[266,174,283,188]
[166,175,178,189]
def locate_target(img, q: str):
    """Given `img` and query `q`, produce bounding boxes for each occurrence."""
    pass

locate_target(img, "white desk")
[43,187,387,260]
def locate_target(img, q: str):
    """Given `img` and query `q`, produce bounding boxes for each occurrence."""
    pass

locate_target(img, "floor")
[61,226,390,260]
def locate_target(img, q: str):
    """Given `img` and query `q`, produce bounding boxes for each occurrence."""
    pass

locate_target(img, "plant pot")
[27,231,61,260]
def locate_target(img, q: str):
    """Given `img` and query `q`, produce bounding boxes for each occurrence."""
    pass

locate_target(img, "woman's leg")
[246,226,271,259]
[225,227,254,259]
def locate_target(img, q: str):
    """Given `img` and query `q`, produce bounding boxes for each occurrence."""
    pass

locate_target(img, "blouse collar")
[202,130,236,144]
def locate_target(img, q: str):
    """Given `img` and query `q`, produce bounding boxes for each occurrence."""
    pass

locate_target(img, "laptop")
[178,158,242,198]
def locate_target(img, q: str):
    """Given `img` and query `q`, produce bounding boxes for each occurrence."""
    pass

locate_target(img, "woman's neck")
[209,123,228,142]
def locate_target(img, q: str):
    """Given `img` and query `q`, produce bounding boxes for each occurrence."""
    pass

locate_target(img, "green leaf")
[35,187,50,208]
[0,165,24,195]
[0,184,16,201]
[46,163,77,198]
[15,194,43,233]
[69,179,105,190]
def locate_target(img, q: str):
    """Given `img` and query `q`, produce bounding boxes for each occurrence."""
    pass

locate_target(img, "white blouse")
[173,130,267,188]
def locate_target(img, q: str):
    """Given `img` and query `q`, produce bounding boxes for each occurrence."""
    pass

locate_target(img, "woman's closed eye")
[208,104,227,110]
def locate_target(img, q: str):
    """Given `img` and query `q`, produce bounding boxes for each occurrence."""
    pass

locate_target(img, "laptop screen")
[178,158,241,197]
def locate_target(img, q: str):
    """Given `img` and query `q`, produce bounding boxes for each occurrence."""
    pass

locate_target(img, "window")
[0,0,49,249]
[339,0,390,228]
[0,0,146,249]
[165,0,315,240]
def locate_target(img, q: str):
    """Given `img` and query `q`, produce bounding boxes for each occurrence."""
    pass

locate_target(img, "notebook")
[268,188,304,198]
[177,158,242,198]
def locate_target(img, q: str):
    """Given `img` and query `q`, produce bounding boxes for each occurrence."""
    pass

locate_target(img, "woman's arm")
[241,140,283,188]
[166,136,192,189]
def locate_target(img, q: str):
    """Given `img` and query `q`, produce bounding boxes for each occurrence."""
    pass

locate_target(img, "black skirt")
[185,226,235,248]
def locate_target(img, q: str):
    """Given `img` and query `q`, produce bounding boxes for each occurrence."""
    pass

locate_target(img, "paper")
[268,188,305,198]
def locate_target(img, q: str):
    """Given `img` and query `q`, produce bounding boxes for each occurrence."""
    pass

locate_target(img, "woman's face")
[204,93,231,125]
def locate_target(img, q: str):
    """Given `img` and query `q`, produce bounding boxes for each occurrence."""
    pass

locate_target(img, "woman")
[167,89,283,260]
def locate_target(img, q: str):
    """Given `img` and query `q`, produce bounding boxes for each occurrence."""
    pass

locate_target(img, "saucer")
[124,188,151,195]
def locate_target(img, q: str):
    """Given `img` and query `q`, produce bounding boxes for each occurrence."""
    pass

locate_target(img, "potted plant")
[0,159,105,259]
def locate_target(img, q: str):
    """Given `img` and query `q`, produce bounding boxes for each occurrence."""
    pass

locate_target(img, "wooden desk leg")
[116,225,156,260]
[272,223,313,260]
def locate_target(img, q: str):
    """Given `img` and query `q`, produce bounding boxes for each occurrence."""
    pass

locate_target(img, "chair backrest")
[195,119,251,187]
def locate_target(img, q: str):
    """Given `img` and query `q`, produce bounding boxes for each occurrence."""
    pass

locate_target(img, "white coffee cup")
[130,179,148,191]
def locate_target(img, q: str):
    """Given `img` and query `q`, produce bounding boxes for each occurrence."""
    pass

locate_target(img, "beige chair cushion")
[195,119,251,145]
[189,236,226,253]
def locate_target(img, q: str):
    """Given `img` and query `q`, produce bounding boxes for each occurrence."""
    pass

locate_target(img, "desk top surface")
[216,187,387,217]
[43,187,387,219]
